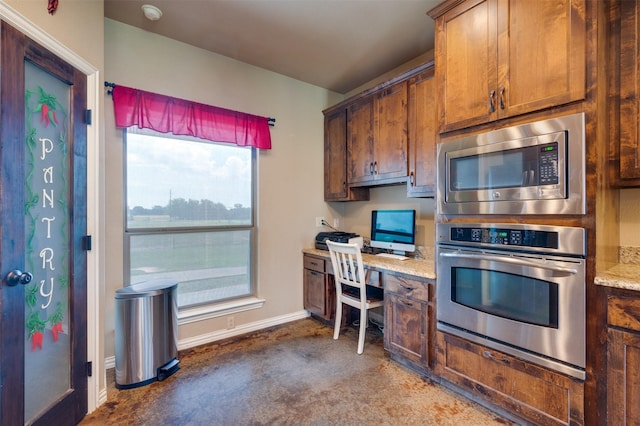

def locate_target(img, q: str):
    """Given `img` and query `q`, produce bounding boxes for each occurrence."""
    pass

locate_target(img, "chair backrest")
[326,241,366,293]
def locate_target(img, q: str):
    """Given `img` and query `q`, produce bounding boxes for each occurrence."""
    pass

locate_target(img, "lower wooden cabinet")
[384,273,434,373]
[303,254,335,322]
[435,332,584,426]
[607,294,640,425]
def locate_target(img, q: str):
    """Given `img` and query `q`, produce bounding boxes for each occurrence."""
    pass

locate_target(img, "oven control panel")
[452,226,559,249]
[437,223,586,256]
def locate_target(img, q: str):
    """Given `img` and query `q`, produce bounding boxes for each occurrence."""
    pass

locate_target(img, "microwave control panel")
[539,143,559,185]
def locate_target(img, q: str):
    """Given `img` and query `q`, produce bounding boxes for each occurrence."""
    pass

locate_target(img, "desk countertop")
[302,248,436,280]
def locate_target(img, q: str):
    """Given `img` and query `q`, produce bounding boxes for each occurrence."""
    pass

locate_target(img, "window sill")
[177,297,265,325]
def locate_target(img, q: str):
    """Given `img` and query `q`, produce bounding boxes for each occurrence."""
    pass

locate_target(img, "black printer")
[315,232,359,250]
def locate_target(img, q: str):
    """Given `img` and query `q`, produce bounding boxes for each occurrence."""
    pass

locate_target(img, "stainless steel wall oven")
[436,223,586,380]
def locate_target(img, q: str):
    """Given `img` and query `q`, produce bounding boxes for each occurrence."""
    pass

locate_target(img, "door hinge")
[82,235,92,251]
[87,361,93,377]
[84,109,92,125]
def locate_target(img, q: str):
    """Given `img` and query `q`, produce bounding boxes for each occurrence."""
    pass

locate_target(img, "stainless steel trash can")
[115,279,180,389]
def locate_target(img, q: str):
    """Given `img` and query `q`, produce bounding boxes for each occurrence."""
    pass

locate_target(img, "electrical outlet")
[226,316,235,329]
[315,216,326,227]
[333,218,340,228]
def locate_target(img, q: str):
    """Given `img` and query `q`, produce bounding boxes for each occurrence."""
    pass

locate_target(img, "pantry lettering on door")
[25,87,68,352]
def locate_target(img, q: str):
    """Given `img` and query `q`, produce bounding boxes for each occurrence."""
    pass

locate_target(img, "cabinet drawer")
[385,274,429,301]
[608,296,640,332]
[304,255,325,273]
[437,332,584,425]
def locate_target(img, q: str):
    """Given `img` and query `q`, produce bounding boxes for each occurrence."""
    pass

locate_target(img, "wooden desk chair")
[326,240,384,354]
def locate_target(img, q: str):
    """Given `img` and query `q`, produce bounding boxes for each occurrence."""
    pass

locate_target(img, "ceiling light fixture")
[141,4,163,21]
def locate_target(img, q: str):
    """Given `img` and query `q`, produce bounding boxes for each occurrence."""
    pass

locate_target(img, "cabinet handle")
[374,161,378,175]
[409,172,414,185]
[369,162,374,175]
[483,350,510,365]
[400,299,414,307]
[401,284,416,293]
[499,87,505,110]
[489,90,496,113]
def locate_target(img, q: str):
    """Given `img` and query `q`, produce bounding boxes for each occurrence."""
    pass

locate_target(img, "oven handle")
[439,251,579,275]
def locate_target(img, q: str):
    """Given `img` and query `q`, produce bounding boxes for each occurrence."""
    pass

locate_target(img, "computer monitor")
[370,209,416,255]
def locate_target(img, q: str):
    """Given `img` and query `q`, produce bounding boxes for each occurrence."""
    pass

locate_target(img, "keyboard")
[375,253,409,261]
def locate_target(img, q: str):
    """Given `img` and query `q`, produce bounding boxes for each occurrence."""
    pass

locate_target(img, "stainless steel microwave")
[437,113,586,215]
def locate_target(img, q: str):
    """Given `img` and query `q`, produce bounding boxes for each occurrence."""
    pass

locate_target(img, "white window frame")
[123,128,263,321]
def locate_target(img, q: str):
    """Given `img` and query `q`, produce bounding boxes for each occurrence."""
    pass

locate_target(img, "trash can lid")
[115,278,178,298]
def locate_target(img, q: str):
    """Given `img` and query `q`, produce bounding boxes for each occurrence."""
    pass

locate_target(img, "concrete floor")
[81,318,514,425]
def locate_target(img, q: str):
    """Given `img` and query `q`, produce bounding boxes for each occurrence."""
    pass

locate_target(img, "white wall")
[621,188,640,247]
[5,0,104,69]
[104,18,343,357]
[332,186,435,251]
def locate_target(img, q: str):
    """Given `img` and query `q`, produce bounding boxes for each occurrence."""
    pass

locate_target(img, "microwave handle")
[439,251,578,275]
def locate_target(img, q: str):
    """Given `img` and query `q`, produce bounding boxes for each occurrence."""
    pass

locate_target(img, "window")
[124,128,255,309]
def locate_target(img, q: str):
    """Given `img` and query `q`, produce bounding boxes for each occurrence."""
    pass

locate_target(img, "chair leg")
[357,308,367,354]
[333,300,342,341]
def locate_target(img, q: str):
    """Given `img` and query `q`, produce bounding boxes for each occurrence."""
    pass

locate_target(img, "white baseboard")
[104,310,311,371]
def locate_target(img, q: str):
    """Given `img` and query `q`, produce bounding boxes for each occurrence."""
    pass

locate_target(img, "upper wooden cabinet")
[324,108,369,201]
[615,0,640,185]
[348,81,408,186]
[323,62,434,201]
[407,67,437,197]
[429,0,586,133]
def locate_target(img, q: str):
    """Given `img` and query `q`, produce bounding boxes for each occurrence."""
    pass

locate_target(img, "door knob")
[5,270,33,286]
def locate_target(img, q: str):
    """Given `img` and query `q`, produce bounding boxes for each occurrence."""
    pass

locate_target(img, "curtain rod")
[104,81,276,126]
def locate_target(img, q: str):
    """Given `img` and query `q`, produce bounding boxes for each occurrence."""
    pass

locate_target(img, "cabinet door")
[498,0,586,119]
[347,96,375,184]
[407,68,437,197]
[374,81,408,181]
[433,0,586,133]
[618,0,640,181]
[324,108,369,201]
[608,328,640,425]
[324,109,349,200]
[385,293,426,367]
[436,0,498,132]
[303,269,328,318]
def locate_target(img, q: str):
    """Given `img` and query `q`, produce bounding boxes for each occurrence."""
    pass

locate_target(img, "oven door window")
[451,267,559,328]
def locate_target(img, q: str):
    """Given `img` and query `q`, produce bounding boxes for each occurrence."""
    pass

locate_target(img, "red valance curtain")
[112,85,272,149]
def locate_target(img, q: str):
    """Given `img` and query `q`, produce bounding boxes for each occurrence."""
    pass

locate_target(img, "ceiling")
[103,0,440,94]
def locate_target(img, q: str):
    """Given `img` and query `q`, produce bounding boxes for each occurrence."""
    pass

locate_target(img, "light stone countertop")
[594,263,640,292]
[305,245,640,291]
[302,248,436,280]
[594,246,640,292]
